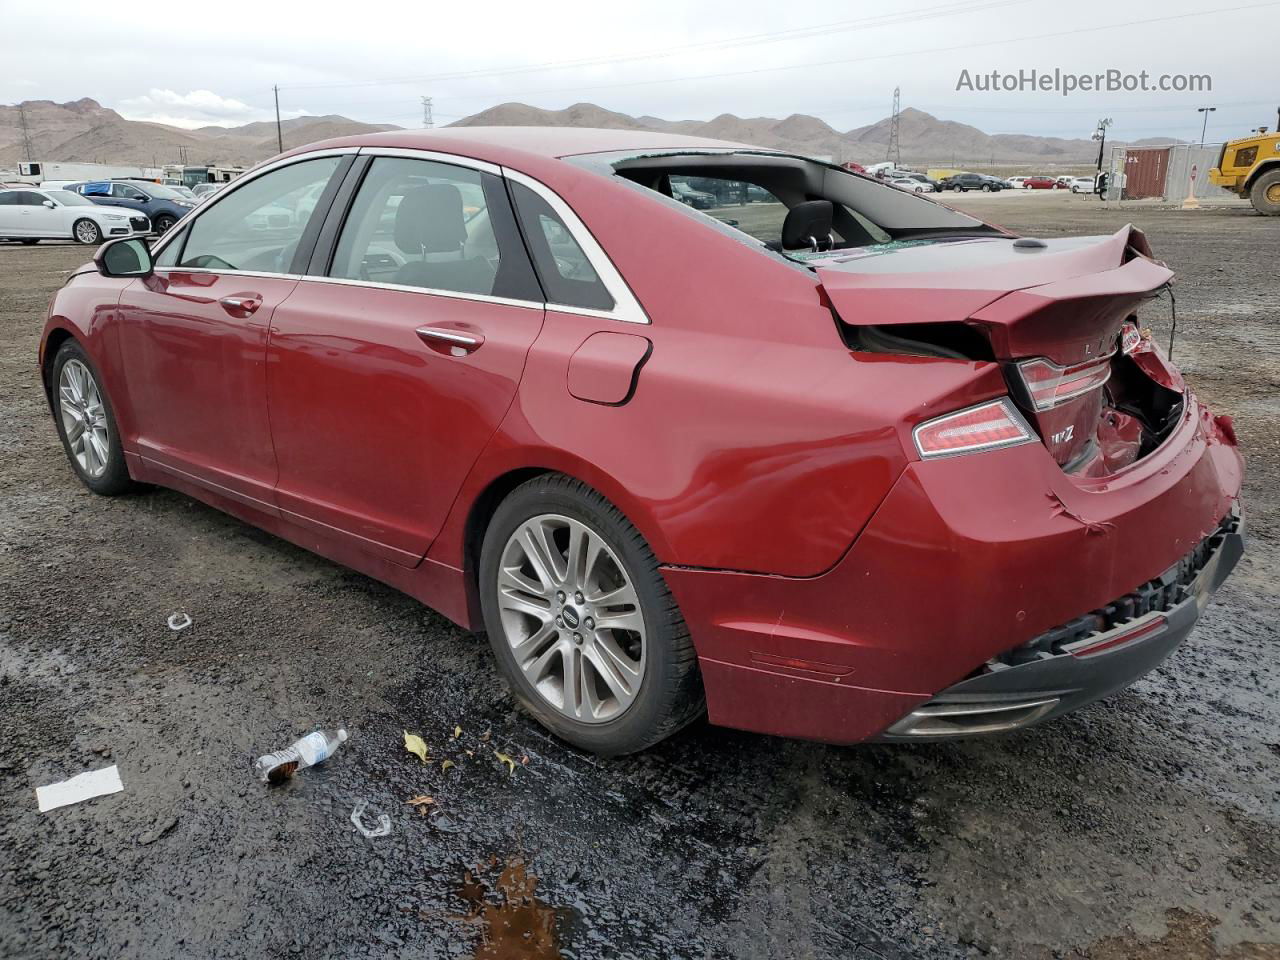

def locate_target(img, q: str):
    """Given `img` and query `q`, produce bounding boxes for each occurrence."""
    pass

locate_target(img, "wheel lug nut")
[573,633,583,645]
[584,617,595,630]
[556,617,564,627]
[574,591,584,604]
[556,591,566,604]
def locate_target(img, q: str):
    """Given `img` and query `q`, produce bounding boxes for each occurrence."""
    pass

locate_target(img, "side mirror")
[94,237,153,278]
[42,200,56,209]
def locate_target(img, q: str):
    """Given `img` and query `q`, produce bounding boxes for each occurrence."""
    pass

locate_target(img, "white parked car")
[0,188,151,245]
[1070,176,1097,193]
[1006,177,1030,189]
[889,177,935,194]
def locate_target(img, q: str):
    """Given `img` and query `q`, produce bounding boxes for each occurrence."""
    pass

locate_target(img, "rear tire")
[50,339,136,496]
[72,219,100,245]
[982,184,992,192]
[479,474,704,755]
[1249,170,1280,215]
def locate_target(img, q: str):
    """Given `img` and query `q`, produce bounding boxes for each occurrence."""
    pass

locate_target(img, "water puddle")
[457,856,564,959]
[1085,908,1280,959]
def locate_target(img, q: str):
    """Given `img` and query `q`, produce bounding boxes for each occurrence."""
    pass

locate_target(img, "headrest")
[394,183,467,255]
[781,200,834,250]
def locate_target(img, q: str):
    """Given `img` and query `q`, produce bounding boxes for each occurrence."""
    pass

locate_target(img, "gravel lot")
[1,192,1277,960]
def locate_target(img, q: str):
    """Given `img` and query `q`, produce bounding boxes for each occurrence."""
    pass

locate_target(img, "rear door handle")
[416,326,484,355]
[219,295,262,315]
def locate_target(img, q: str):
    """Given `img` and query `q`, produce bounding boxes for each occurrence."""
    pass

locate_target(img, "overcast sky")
[3,0,1277,142]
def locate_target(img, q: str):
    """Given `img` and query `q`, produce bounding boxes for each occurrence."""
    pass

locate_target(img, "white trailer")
[14,160,163,186]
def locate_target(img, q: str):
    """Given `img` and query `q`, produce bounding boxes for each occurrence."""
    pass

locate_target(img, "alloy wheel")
[496,513,646,723]
[58,359,110,478]
[74,220,99,244]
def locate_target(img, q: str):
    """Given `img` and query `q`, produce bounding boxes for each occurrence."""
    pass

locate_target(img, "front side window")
[176,156,341,274]
[0,193,17,206]
[328,156,539,301]
[509,182,614,312]
[112,183,146,200]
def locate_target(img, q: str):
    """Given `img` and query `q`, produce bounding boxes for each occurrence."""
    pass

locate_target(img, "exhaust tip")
[884,697,1061,739]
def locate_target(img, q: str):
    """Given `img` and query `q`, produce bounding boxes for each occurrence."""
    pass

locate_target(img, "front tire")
[154,215,177,234]
[72,219,101,245]
[1249,170,1280,215]
[479,475,703,755]
[50,340,135,495]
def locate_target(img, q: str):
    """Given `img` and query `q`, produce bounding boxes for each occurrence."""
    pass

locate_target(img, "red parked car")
[1023,176,1062,189]
[40,128,1243,754]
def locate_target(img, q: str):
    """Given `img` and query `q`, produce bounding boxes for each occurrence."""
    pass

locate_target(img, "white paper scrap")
[36,765,124,812]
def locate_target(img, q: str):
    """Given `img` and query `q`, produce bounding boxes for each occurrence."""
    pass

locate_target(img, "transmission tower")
[885,87,901,166]
[421,96,434,129]
[17,104,36,161]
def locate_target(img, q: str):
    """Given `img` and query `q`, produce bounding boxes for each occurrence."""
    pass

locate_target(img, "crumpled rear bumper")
[662,394,1243,745]
[880,507,1243,739]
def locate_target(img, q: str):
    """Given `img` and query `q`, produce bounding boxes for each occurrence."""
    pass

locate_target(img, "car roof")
[287,125,756,166]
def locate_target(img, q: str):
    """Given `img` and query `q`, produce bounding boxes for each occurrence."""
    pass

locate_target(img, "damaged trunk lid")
[816,226,1180,473]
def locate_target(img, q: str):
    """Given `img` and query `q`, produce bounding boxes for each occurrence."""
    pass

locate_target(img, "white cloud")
[118,88,310,128]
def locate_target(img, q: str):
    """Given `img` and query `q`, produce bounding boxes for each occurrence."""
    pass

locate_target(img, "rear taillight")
[1016,353,1113,411]
[913,398,1036,459]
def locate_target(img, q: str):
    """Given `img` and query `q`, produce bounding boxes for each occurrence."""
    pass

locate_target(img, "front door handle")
[416,326,484,355]
[219,295,262,316]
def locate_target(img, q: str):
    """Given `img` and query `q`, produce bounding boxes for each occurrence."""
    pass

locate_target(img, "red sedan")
[39,128,1243,754]
[1023,176,1062,189]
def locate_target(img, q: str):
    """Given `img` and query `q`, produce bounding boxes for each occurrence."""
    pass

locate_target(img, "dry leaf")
[403,730,429,764]
[465,749,474,757]
[520,755,530,765]
[406,795,435,807]
[494,750,516,775]
[479,729,492,742]
[441,759,455,771]
[452,725,462,739]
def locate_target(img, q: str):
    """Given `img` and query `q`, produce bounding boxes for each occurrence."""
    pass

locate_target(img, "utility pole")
[274,85,284,153]
[1196,106,1216,145]
[421,96,434,129]
[17,103,35,161]
[1092,117,1113,174]
[885,87,901,167]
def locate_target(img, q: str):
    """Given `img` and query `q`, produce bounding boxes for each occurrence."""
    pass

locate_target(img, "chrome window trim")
[151,267,302,283]
[501,167,650,326]
[299,274,544,312]
[148,147,360,262]
[354,146,502,177]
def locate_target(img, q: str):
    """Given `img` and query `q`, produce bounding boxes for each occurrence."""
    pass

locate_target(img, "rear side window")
[177,156,341,274]
[509,182,614,312]
[328,156,540,302]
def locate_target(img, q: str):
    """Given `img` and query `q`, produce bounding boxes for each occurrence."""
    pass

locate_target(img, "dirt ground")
[1,191,1277,960]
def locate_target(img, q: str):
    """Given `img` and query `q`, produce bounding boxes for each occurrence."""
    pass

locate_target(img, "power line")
[413,1,1280,107]
[275,0,1032,93]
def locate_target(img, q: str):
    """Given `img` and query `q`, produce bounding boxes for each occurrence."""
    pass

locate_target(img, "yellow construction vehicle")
[1209,107,1280,215]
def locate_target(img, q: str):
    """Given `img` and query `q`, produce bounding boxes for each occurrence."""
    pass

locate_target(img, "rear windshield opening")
[587,151,1005,263]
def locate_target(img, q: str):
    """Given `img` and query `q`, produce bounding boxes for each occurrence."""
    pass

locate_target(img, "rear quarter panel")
[430,170,1013,577]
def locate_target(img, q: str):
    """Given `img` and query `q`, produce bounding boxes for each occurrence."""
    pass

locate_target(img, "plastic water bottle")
[254,728,348,785]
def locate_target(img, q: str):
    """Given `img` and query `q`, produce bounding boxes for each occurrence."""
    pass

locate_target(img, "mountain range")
[2,97,1176,171]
